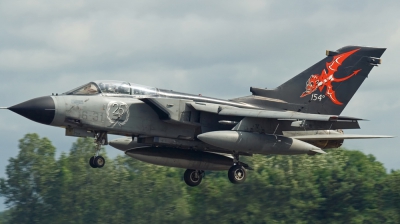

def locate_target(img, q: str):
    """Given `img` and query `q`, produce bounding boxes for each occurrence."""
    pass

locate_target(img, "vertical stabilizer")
[237,46,385,115]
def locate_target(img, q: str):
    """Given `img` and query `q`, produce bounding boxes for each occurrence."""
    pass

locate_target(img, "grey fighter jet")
[2,46,392,187]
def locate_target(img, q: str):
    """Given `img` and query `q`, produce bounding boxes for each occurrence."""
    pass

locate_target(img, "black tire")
[94,156,106,168]
[184,169,202,187]
[228,165,246,184]
[89,156,97,168]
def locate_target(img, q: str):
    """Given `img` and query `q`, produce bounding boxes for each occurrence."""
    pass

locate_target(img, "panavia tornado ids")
[2,46,392,186]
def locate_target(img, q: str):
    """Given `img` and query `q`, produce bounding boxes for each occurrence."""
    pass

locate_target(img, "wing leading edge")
[218,108,363,122]
[292,134,393,141]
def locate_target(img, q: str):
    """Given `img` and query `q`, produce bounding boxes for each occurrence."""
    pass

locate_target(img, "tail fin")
[247,46,386,115]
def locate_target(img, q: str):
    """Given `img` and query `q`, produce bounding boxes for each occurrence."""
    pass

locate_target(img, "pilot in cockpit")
[98,83,115,93]
[118,85,130,94]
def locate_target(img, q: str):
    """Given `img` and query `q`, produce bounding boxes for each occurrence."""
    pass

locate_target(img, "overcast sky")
[1,0,399,210]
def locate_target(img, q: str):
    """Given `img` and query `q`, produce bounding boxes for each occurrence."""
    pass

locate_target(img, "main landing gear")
[182,154,248,187]
[228,164,246,184]
[228,153,247,184]
[89,132,107,168]
[184,169,205,187]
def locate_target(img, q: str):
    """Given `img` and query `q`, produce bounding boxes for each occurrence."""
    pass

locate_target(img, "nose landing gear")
[89,132,107,168]
[89,155,106,168]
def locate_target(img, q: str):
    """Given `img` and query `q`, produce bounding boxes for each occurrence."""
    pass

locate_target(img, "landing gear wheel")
[89,156,97,168]
[184,169,203,187]
[94,156,106,168]
[228,165,246,184]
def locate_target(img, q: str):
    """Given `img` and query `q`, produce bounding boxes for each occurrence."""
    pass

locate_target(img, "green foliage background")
[0,133,399,224]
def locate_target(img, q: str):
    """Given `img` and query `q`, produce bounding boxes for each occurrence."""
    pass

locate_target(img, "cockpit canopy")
[64,80,158,96]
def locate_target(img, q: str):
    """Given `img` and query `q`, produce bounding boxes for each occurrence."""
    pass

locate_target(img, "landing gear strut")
[228,153,247,184]
[184,169,204,187]
[89,132,107,168]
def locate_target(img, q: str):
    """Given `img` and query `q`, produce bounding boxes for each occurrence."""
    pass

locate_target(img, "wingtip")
[372,135,395,138]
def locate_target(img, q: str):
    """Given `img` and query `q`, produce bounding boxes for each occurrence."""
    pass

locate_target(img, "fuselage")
[8,80,347,153]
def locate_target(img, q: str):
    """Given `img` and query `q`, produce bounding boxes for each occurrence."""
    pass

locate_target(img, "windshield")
[65,82,100,95]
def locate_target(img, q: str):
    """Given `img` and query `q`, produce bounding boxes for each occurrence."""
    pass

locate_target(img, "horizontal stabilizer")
[293,134,393,141]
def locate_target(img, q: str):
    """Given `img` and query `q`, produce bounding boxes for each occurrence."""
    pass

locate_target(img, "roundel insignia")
[106,101,130,126]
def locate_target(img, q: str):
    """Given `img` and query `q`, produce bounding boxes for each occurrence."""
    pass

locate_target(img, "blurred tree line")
[0,133,399,224]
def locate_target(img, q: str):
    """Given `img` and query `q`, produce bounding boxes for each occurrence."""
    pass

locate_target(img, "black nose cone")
[9,96,55,125]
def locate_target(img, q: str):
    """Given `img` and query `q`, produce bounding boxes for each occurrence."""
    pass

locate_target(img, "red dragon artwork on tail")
[300,48,361,105]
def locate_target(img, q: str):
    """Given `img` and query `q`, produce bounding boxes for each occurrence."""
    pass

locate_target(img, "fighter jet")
[2,46,392,187]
